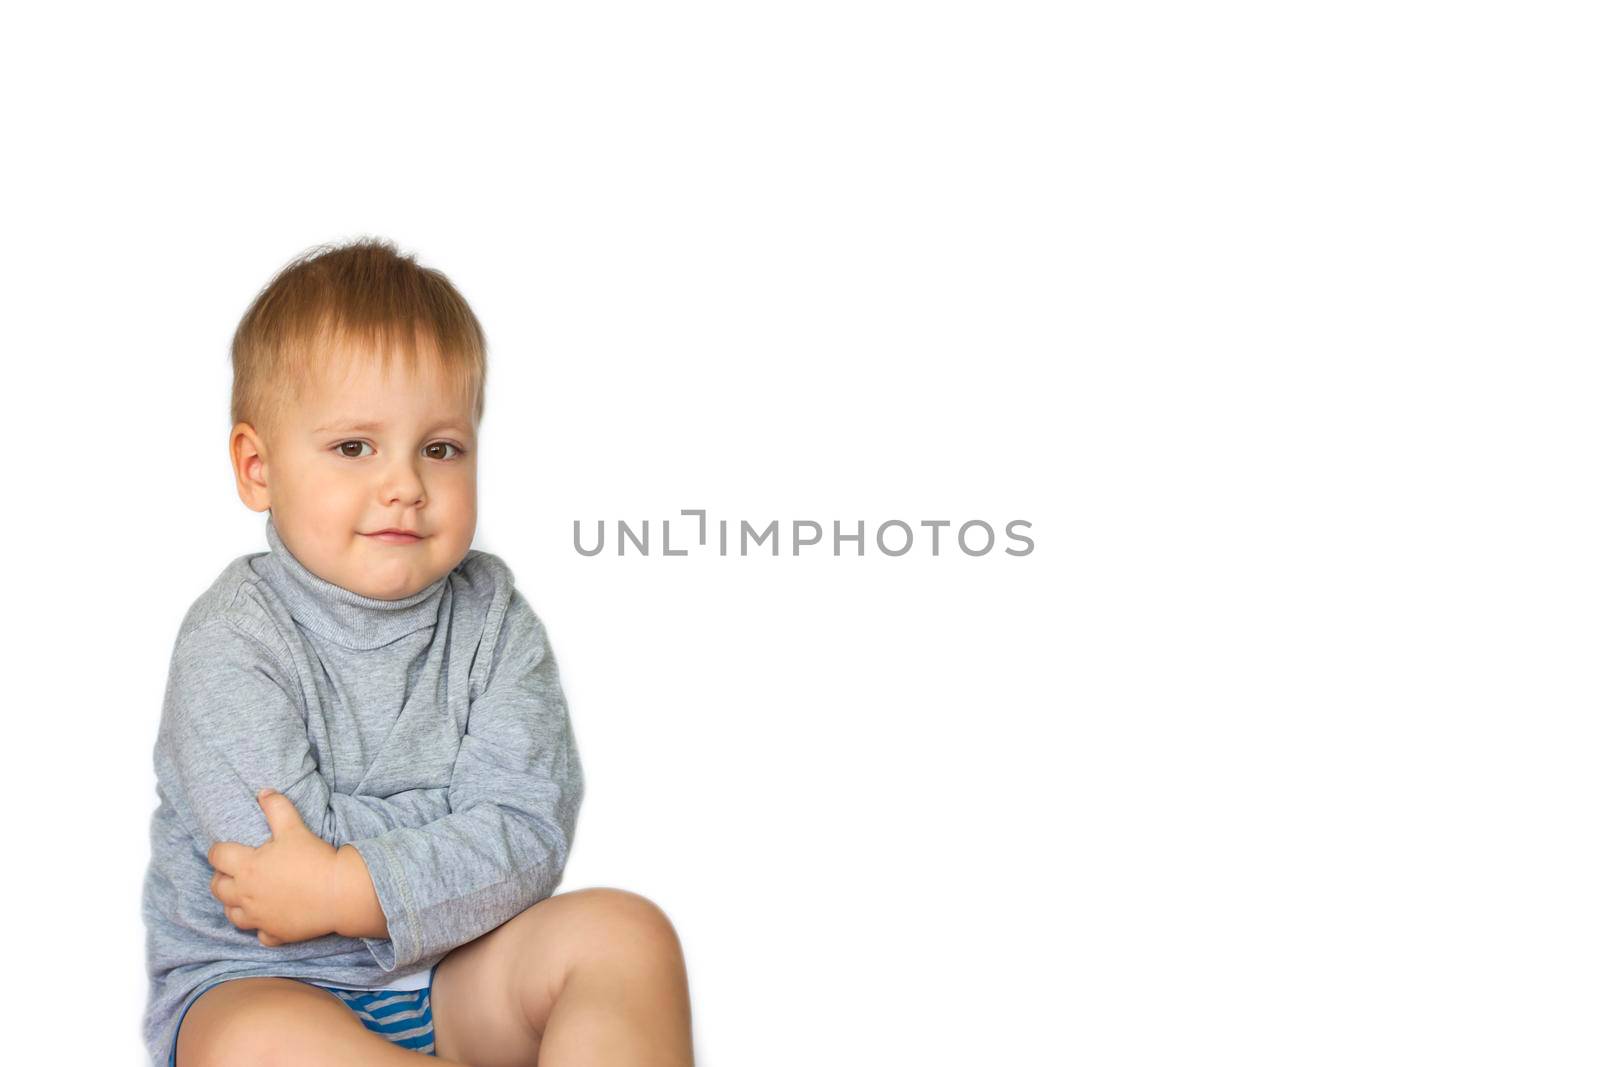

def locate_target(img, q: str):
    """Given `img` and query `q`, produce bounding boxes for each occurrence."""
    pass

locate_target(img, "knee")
[558,887,685,967]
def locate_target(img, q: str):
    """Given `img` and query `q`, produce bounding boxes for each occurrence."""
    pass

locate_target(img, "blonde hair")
[231,237,487,440]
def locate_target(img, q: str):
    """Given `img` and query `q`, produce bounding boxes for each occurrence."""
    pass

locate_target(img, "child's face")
[259,346,478,600]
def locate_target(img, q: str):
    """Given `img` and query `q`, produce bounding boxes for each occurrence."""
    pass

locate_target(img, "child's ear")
[231,421,272,512]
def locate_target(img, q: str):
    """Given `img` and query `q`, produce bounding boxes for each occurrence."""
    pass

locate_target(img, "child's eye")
[424,441,466,461]
[336,441,373,458]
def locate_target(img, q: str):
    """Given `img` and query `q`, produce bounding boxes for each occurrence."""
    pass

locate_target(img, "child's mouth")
[364,531,425,544]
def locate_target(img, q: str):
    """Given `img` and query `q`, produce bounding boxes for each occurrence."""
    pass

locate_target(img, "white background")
[2,3,1595,1064]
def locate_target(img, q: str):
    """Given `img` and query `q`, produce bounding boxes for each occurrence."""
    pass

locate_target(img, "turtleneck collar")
[256,512,450,650]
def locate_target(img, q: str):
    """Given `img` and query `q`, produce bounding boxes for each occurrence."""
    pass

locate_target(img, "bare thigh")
[176,977,434,1067]
[431,887,689,1067]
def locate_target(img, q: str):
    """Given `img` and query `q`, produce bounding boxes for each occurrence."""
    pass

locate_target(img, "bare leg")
[531,890,694,1067]
[177,976,469,1067]
[431,887,694,1067]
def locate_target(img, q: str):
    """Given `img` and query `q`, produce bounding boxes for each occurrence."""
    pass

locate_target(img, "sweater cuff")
[347,834,421,971]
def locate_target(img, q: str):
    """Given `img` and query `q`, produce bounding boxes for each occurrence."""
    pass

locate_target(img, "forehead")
[295,345,475,426]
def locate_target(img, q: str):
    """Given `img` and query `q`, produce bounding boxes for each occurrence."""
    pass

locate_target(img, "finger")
[210,872,238,905]
[258,790,307,837]
[208,841,248,874]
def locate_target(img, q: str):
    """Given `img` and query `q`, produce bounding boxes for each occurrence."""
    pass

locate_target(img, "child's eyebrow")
[313,418,472,435]
[314,419,386,433]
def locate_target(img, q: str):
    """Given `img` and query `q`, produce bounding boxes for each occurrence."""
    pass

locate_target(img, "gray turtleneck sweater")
[140,514,584,1067]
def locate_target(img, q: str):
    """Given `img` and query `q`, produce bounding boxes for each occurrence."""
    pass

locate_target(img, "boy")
[140,239,694,1066]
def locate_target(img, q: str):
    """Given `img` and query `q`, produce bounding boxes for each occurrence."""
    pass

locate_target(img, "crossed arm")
[161,592,584,969]
[200,786,396,945]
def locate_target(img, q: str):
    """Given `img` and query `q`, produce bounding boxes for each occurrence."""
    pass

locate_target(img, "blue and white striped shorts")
[169,967,437,1065]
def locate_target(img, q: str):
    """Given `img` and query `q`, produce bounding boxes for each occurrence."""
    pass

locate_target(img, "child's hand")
[207,789,339,947]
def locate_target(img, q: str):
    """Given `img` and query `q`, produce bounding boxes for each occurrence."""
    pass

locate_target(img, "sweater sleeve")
[344,589,585,972]
[156,618,452,857]
[326,789,452,846]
